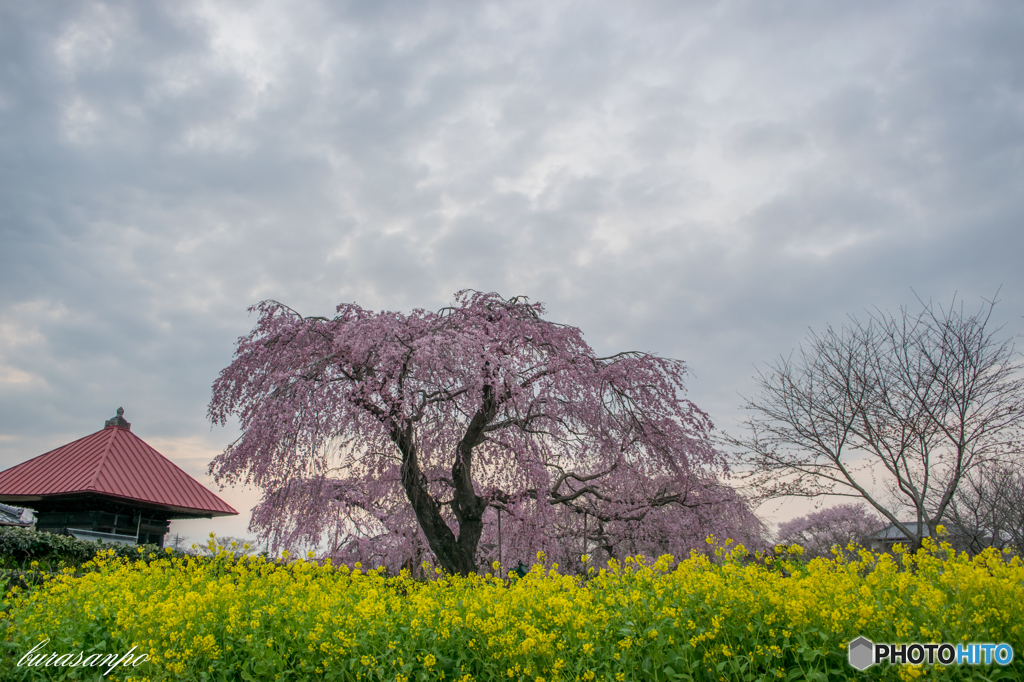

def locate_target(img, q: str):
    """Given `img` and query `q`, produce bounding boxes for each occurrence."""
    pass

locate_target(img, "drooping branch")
[210,291,755,575]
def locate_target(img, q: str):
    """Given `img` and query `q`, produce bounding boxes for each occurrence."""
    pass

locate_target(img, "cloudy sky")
[2,0,1022,545]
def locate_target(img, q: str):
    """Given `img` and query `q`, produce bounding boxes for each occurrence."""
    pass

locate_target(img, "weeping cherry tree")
[208,291,760,575]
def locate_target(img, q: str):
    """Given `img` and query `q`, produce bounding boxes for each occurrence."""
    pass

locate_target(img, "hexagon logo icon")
[848,636,875,670]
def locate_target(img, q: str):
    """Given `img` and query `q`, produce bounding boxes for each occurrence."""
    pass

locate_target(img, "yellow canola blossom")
[0,539,1021,681]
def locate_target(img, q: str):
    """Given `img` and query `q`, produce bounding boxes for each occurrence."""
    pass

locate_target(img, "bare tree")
[729,295,1024,550]
[939,464,1024,556]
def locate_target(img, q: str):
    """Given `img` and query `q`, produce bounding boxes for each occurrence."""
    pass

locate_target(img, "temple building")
[0,408,236,547]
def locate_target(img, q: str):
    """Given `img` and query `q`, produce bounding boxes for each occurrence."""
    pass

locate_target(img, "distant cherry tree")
[775,504,881,559]
[209,291,762,575]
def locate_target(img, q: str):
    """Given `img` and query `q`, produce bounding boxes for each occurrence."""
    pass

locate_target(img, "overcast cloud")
[2,0,1022,543]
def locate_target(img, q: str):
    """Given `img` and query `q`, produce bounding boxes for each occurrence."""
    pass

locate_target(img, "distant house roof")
[67,528,138,546]
[868,522,931,541]
[0,408,237,519]
[0,502,32,527]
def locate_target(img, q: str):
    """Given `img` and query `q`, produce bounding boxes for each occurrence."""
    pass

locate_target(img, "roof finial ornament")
[104,407,131,430]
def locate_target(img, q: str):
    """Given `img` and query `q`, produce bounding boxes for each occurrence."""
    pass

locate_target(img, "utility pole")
[583,510,587,573]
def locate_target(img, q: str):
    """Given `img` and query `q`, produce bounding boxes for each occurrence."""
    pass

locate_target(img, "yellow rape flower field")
[1,538,1021,681]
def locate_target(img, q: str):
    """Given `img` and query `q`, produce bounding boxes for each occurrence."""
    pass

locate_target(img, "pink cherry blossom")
[209,291,763,574]
[775,504,882,558]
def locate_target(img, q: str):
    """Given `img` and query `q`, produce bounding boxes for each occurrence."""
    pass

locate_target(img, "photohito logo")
[848,636,1014,670]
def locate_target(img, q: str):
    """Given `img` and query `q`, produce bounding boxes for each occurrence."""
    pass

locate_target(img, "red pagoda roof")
[0,409,237,518]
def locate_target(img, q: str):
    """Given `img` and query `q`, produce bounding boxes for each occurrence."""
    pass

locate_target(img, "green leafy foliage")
[0,527,187,597]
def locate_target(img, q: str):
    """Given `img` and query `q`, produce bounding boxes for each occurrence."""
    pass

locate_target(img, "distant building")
[866,522,931,552]
[0,408,237,547]
[0,502,32,527]
[866,521,1008,555]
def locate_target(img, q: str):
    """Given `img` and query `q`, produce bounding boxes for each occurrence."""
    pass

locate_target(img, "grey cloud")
[1,0,1022,539]
[726,122,808,159]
